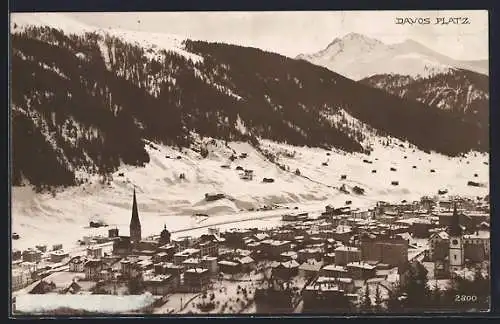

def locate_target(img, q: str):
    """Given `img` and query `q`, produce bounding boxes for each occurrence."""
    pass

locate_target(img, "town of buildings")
[11,189,490,314]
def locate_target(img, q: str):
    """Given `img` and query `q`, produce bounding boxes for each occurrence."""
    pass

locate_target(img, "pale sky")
[63,11,488,60]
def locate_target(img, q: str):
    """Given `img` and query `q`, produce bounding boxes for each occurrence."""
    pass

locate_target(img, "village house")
[273,260,300,279]
[252,232,270,242]
[409,219,435,238]
[429,231,450,261]
[22,249,42,263]
[136,240,159,253]
[435,210,485,232]
[84,259,104,280]
[12,268,33,291]
[323,252,336,265]
[159,225,171,246]
[172,236,195,251]
[153,252,170,263]
[99,268,114,282]
[62,280,83,295]
[143,273,179,295]
[68,256,88,272]
[113,236,132,255]
[280,251,298,262]
[198,240,218,257]
[200,256,218,274]
[298,259,323,278]
[29,280,57,294]
[420,196,436,212]
[153,262,168,276]
[87,246,103,259]
[320,264,349,278]
[297,247,323,263]
[205,193,226,202]
[332,226,353,244]
[334,246,361,266]
[183,268,210,292]
[157,244,177,260]
[173,248,201,265]
[360,235,408,267]
[346,261,377,280]
[302,278,351,311]
[241,169,254,180]
[314,276,355,294]
[261,240,292,259]
[12,250,22,261]
[218,260,241,274]
[50,250,69,263]
[237,256,256,272]
[108,228,119,238]
[163,263,184,277]
[272,229,295,241]
[221,229,252,247]
[464,230,490,262]
[120,258,142,279]
[182,258,201,269]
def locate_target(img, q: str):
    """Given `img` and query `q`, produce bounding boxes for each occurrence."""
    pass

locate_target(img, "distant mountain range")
[296,32,488,80]
[10,15,488,189]
[360,69,488,123]
[297,33,489,130]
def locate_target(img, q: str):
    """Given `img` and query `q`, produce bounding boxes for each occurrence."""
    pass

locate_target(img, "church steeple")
[160,223,171,245]
[449,202,461,237]
[130,187,141,244]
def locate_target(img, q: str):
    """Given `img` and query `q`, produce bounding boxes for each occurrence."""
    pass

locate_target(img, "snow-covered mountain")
[360,69,489,126]
[11,14,487,191]
[12,135,489,251]
[296,33,488,80]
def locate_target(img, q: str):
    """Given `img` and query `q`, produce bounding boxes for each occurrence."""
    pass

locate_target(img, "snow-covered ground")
[11,136,489,252]
[15,293,158,314]
[297,33,487,80]
[11,13,203,64]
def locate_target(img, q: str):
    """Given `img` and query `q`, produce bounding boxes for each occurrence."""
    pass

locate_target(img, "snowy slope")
[296,33,487,80]
[12,135,489,252]
[11,13,203,64]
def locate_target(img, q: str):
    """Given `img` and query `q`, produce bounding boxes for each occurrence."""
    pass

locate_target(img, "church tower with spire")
[448,202,464,274]
[130,187,142,244]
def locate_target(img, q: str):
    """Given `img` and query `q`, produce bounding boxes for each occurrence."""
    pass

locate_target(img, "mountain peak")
[325,32,384,48]
[342,32,378,41]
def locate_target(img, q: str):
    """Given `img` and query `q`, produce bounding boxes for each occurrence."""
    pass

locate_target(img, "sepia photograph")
[9,10,490,315]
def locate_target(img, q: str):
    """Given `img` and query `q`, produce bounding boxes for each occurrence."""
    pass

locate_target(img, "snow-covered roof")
[185,268,208,274]
[334,246,359,252]
[217,260,239,267]
[279,260,300,268]
[316,276,353,284]
[346,262,376,270]
[237,256,255,264]
[299,261,323,272]
[463,231,489,239]
[322,264,348,272]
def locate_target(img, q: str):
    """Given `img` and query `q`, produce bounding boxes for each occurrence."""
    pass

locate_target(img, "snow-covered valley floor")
[11,138,489,252]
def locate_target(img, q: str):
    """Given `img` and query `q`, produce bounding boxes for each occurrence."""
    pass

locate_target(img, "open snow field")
[11,137,489,252]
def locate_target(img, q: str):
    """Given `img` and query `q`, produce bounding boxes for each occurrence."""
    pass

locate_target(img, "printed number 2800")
[455,295,478,302]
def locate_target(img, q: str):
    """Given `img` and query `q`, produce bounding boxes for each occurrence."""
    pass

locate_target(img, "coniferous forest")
[11,27,488,189]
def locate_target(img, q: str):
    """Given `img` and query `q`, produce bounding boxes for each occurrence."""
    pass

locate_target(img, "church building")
[433,202,465,278]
